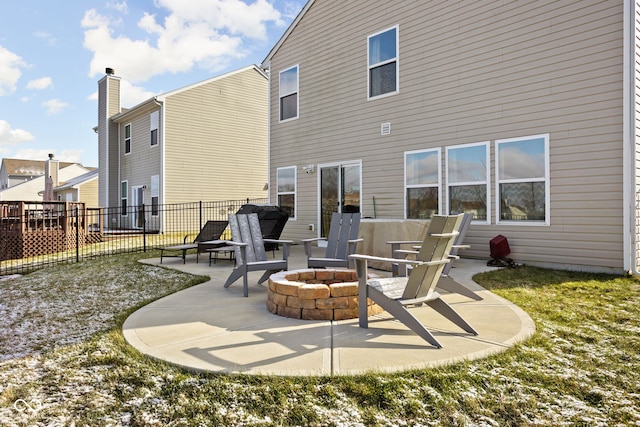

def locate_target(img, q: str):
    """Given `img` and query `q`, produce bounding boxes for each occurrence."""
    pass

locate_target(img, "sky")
[0,0,304,168]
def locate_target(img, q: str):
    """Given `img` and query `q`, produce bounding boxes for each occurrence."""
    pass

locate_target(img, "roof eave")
[261,0,315,70]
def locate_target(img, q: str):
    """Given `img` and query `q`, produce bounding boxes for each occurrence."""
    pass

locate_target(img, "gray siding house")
[97,65,269,230]
[262,0,640,274]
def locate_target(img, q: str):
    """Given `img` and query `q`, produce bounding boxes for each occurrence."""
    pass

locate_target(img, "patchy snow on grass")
[1,259,639,426]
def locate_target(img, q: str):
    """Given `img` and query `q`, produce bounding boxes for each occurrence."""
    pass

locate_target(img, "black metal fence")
[0,198,267,276]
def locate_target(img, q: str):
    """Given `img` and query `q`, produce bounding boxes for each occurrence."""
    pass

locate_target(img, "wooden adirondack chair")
[224,213,293,297]
[302,212,363,269]
[350,214,478,348]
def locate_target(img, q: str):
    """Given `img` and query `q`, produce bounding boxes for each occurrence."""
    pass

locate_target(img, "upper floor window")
[405,148,441,219]
[150,111,159,146]
[446,142,490,222]
[277,166,296,219]
[368,26,398,99]
[496,134,549,224]
[279,65,298,121]
[124,124,131,154]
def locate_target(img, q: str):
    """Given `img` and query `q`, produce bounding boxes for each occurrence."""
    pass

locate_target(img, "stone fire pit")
[266,269,384,321]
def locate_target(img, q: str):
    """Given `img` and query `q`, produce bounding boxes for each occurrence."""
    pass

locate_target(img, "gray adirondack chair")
[302,212,363,269]
[389,212,481,300]
[224,213,292,297]
[351,214,478,348]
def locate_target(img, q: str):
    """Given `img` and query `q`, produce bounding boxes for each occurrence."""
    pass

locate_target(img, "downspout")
[623,0,638,275]
[153,97,165,233]
[261,64,272,205]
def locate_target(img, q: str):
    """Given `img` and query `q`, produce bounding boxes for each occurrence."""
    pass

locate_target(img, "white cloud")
[33,31,57,46]
[42,98,70,114]
[107,1,128,14]
[82,0,282,82]
[0,44,27,95]
[0,120,35,146]
[26,77,53,90]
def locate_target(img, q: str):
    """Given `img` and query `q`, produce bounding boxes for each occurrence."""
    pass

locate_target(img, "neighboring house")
[0,156,91,201]
[262,0,640,274]
[0,158,80,191]
[53,169,99,208]
[96,65,269,230]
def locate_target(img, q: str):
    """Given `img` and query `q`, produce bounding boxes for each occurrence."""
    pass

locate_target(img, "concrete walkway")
[123,246,535,376]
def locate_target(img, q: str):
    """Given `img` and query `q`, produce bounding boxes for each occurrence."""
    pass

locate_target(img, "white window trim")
[495,134,550,226]
[404,147,442,219]
[445,141,491,225]
[124,123,132,155]
[367,25,399,101]
[151,174,159,217]
[277,165,297,220]
[150,111,159,147]
[279,65,299,122]
[121,180,128,217]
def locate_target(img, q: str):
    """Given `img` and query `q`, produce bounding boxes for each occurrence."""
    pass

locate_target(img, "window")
[151,175,159,216]
[405,148,441,219]
[496,134,549,223]
[124,124,131,154]
[277,166,296,219]
[368,26,398,99]
[150,111,159,146]
[446,142,489,222]
[121,181,128,216]
[279,65,298,121]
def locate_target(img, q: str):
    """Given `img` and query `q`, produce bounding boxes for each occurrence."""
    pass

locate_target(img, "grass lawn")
[1,253,639,426]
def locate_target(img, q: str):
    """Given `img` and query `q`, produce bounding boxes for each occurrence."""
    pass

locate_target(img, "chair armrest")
[263,239,292,259]
[453,244,471,250]
[350,254,450,274]
[224,241,247,247]
[300,237,325,243]
[263,239,294,245]
[387,240,423,245]
[348,238,364,243]
[349,254,442,265]
[393,249,419,257]
[302,237,326,257]
[430,231,459,238]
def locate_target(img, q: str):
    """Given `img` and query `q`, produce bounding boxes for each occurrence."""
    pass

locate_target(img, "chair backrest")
[228,213,268,265]
[403,214,463,301]
[441,212,472,275]
[193,220,228,243]
[325,212,361,260]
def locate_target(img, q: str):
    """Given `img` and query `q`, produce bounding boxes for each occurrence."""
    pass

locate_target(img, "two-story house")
[262,0,640,274]
[0,156,91,201]
[97,65,269,230]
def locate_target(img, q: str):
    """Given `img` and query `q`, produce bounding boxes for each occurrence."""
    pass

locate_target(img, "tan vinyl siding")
[163,67,268,204]
[268,0,626,271]
[77,179,99,208]
[119,109,161,192]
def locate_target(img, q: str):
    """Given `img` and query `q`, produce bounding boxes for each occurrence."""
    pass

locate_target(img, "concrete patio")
[123,245,535,376]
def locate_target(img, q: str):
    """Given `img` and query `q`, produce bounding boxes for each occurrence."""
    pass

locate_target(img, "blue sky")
[0,0,304,168]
